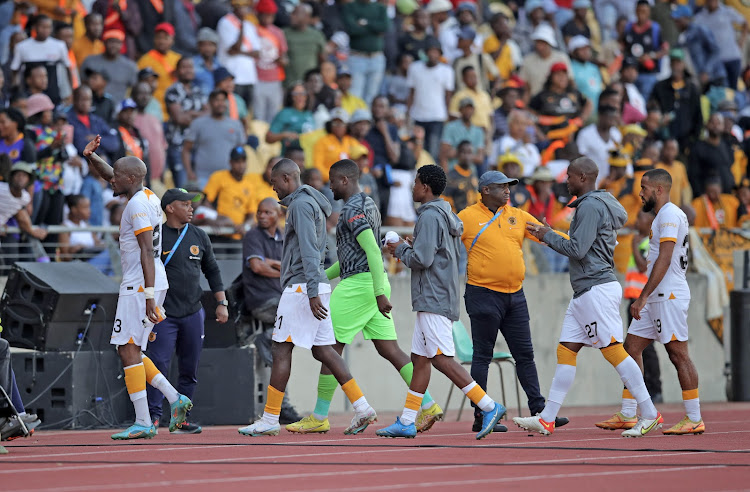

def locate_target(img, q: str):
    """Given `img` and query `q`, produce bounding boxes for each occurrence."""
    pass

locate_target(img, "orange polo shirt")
[312,133,359,182]
[459,201,565,293]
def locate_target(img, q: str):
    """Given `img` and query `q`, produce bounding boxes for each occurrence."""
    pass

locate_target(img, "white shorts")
[387,169,418,222]
[559,281,624,348]
[111,289,167,350]
[272,283,335,350]
[411,312,456,358]
[628,299,689,344]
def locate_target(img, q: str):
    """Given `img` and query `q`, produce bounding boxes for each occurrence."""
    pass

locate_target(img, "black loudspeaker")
[199,259,243,348]
[1,262,120,351]
[730,290,750,401]
[157,346,256,425]
[11,348,134,428]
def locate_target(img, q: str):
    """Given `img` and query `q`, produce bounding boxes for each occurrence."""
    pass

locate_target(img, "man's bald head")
[258,197,280,211]
[569,156,599,180]
[114,156,147,180]
[271,158,300,178]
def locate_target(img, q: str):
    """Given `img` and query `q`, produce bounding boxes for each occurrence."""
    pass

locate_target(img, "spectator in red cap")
[254,0,288,123]
[528,62,589,138]
[217,0,261,117]
[80,29,138,106]
[92,0,142,60]
[137,22,181,119]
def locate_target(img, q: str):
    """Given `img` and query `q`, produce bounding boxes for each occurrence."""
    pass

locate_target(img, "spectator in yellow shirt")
[312,108,359,182]
[72,13,104,68]
[458,170,569,430]
[656,138,692,207]
[483,12,516,81]
[449,65,494,131]
[203,146,255,239]
[337,67,367,116]
[137,23,181,117]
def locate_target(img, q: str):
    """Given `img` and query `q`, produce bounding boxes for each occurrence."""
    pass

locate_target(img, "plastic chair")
[444,321,523,420]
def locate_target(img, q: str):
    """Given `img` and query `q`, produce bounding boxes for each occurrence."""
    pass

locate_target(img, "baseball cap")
[457,26,477,41]
[138,67,159,80]
[118,98,137,112]
[459,97,475,109]
[572,0,591,9]
[255,0,278,14]
[328,107,350,124]
[671,5,692,20]
[350,109,372,124]
[456,2,477,16]
[478,170,519,190]
[161,188,202,210]
[197,27,219,44]
[155,22,175,36]
[567,35,590,53]
[621,57,639,70]
[669,48,686,60]
[350,143,369,160]
[10,161,37,183]
[549,62,568,74]
[213,66,234,85]
[230,145,247,161]
[622,124,647,137]
[102,29,125,42]
[337,65,352,78]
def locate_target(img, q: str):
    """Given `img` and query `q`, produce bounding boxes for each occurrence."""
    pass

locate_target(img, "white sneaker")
[238,420,280,437]
[513,415,554,436]
[344,407,377,435]
[621,413,664,438]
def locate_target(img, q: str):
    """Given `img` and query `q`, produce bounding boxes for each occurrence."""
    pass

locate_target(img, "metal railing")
[1,223,748,276]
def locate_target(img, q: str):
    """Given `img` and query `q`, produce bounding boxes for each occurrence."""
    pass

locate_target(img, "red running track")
[2,402,749,492]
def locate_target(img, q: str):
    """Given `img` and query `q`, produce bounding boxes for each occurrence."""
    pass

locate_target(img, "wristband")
[144,287,155,299]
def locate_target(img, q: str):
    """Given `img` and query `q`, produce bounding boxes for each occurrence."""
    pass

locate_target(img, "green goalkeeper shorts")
[330,272,397,344]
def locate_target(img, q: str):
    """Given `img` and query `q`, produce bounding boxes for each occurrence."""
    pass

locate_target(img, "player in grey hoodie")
[239,159,377,437]
[516,157,662,438]
[377,165,505,440]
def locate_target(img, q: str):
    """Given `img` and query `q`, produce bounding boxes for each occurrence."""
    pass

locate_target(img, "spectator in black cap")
[213,67,248,129]
[83,67,116,125]
[202,145,256,239]
[146,187,226,434]
[193,28,221,97]
[79,29,138,106]
[136,67,164,122]
[182,88,246,189]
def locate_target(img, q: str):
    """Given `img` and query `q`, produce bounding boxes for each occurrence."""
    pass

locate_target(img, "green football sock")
[399,363,435,409]
[312,374,338,420]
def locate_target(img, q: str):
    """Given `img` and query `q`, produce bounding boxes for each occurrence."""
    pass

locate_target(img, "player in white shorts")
[517,157,662,438]
[239,159,377,437]
[84,136,193,440]
[599,168,704,435]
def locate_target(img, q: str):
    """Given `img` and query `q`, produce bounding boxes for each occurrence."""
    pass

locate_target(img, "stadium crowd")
[1,0,750,274]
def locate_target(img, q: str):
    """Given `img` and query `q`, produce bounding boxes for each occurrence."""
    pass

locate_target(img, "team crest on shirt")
[9,149,18,159]
[508,216,517,226]
[649,229,653,240]
[148,332,157,342]
[190,245,199,255]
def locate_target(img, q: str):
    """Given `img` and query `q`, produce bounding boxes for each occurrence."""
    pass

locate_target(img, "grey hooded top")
[278,184,333,298]
[395,198,464,321]
[543,190,628,298]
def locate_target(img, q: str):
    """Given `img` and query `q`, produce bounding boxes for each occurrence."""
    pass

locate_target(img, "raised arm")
[82,135,114,181]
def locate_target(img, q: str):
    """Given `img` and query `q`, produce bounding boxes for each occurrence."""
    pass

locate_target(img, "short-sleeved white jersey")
[118,188,168,296]
[647,202,690,303]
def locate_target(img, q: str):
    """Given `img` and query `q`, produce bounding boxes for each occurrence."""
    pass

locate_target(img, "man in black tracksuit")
[146,188,228,433]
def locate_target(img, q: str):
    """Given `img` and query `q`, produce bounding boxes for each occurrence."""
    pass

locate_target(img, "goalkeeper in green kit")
[286,159,443,434]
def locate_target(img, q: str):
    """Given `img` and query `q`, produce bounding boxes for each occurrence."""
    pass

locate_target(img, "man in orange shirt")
[457,171,569,432]
[72,13,104,66]
[691,176,740,232]
[137,23,180,117]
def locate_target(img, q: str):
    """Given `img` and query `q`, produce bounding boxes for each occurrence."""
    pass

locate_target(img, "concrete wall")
[285,273,727,415]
